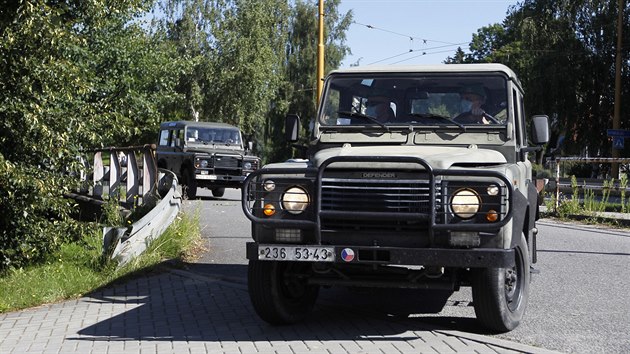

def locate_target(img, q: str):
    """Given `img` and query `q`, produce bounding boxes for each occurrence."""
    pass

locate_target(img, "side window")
[159,130,170,146]
[170,129,183,147]
[169,130,176,147]
[322,88,340,121]
[176,129,184,147]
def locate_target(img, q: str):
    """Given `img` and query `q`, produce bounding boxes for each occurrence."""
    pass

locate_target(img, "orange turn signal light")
[486,210,498,222]
[263,204,276,216]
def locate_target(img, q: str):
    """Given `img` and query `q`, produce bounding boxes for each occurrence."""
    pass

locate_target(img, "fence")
[66,144,181,266]
[77,144,158,207]
[550,157,630,210]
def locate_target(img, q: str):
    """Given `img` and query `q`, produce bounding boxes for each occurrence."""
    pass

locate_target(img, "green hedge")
[0,154,84,271]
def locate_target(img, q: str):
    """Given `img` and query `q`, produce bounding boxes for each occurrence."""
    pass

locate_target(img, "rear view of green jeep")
[242,64,549,332]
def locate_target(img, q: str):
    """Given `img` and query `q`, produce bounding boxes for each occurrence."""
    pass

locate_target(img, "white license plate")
[196,174,217,180]
[258,245,335,262]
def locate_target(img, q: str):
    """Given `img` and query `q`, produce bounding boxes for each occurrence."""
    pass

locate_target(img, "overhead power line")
[352,21,463,46]
[367,42,469,65]
[351,20,470,65]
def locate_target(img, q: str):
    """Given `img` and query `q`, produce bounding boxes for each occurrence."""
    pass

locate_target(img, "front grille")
[320,177,439,232]
[214,155,239,169]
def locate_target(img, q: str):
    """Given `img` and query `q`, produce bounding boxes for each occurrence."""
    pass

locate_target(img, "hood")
[185,146,244,156]
[312,145,506,169]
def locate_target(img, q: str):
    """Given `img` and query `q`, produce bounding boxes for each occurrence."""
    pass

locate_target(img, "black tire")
[247,260,319,325]
[471,233,530,332]
[182,168,197,200]
[211,187,225,198]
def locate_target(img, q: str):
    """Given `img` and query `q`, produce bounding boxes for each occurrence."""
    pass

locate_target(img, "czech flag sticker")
[341,248,355,262]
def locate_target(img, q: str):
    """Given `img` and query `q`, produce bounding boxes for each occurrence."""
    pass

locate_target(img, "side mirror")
[247,141,253,151]
[285,114,301,143]
[531,115,549,145]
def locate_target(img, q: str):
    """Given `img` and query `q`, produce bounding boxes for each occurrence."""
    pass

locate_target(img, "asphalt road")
[183,188,630,354]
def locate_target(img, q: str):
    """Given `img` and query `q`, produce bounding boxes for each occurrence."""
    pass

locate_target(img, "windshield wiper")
[408,113,466,131]
[337,110,389,130]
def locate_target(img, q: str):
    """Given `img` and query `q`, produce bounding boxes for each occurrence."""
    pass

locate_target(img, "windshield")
[320,74,508,127]
[185,127,241,146]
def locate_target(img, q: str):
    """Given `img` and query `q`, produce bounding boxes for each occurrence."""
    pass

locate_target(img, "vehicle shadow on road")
[73,263,490,344]
[194,196,241,202]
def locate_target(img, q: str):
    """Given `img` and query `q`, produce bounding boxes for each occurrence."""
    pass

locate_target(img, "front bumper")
[195,173,247,182]
[246,242,514,268]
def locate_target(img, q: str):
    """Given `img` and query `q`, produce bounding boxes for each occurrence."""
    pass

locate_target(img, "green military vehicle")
[242,64,549,332]
[157,121,260,199]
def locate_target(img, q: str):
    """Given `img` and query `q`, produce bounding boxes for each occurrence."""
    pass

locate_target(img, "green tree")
[0,0,180,269]
[157,0,292,152]
[450,0,629,157]
[205,0,291,137]
[264,0,352,163]
[444,47,470,64]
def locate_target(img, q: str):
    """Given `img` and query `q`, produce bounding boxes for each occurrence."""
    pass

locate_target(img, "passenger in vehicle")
[453,85,493,124]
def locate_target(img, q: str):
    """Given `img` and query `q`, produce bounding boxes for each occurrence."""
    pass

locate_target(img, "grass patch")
[0,212,201,313]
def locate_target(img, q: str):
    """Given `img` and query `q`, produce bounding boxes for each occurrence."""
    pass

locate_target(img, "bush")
[0,154,83,271]
[532,163,553,178]
[564,162,593,178]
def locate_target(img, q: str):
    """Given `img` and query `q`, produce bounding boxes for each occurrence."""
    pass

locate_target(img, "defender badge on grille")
[341,248,355,262]
[362,172,396,178]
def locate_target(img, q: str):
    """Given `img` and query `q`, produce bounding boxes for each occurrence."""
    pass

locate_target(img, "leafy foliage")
[0,0,353,269]
[264,0,352,163]
[448,0,629,157]
[0,0,179,270]
[0,154,85,269]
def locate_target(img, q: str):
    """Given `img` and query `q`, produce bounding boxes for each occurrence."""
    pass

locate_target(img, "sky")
[336,0,521,68]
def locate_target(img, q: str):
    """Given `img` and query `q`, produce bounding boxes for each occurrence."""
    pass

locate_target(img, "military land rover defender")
[242,64,549,332]
[157,121,260,199]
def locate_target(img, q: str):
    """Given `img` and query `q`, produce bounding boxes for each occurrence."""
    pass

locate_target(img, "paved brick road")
[0,268,558,354]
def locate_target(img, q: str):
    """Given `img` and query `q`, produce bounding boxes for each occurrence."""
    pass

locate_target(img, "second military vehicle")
[157,121,260,199]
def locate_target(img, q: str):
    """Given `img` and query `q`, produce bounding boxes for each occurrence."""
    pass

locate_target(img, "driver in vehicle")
[366,96,395,123]
[454,84,493,124]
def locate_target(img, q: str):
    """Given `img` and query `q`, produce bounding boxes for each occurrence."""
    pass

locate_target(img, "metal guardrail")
[549,157,630,210]
[67,145,182,266]
[105,171,181,266]
[79,144,158,206]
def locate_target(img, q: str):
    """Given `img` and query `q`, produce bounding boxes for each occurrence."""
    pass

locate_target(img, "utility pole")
[317,0,325,104]
[612,0,625,178]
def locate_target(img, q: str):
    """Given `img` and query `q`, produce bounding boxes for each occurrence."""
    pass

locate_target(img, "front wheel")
[181,168,197,199]
[471,233,530,332]
[248,260,319,325]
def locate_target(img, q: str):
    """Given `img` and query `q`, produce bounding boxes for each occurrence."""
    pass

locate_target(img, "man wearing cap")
[454,85,492,124]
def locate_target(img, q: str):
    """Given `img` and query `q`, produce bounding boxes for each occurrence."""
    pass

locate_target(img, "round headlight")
[487,184,500,196]
[281,187,309,214]
[451,188,481,219]
[243,161,252,170]
[263,180,276,191]
[200,160,209,168]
